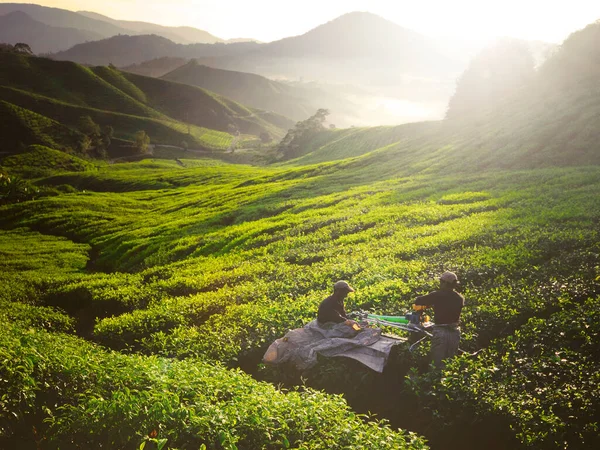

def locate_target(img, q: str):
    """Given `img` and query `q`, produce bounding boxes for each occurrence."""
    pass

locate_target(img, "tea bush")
[1,148,599,449]
[0,320,426,449]
[409,296,600,449]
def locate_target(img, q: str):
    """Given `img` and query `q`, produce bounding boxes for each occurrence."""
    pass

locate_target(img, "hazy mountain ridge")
[263,12,449,68]
[77,11,225,44]
[52,12,461,78]
[53,34,181,66]
[52,34,260,66]
[0,3,255,53]
[0,3,129,41]
[0,10,102,54]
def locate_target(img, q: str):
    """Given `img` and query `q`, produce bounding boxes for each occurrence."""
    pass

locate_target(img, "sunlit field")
[2,147,599,448]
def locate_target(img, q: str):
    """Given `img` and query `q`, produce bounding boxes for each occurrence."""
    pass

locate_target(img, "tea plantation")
[1,21,600,449]
[1,140,599,448]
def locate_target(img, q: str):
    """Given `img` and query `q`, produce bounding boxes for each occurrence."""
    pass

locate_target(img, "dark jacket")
[317,294,348,324]
[415,289,464,324]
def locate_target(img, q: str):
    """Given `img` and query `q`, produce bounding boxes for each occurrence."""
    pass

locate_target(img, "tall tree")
[134,131,150,154]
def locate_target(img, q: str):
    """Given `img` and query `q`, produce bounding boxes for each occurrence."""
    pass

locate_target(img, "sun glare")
[13,0,600,43]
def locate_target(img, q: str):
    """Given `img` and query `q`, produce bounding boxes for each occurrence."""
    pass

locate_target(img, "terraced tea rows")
[1,153,598,448]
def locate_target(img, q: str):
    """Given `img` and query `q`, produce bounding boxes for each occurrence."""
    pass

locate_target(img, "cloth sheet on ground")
[262,319,402,373]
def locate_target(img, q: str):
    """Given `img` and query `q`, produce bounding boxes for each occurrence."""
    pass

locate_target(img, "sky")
[6,0,600,43]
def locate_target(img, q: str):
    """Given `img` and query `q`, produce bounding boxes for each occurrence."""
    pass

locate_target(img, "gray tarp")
[262,320,402,373]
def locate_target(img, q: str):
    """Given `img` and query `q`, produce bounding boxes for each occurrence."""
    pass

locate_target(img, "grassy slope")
[0,100,86,152]
[0,145,96,178]
[0,52,163,119]
[287,85,600,169]
[0,52,291,152]
[122,71,293,139]
[0,86,233,150]
[1,157,598,448]
[122,56,189,78]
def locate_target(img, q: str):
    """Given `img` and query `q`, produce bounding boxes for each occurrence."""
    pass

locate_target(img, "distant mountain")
[0,11,102,54]
[265,12,445,63]
[49,12,461,125]
[122,57,189,78]
[50,12,456,72]
[0,3,128,38]
[77,11,224,44]
[52,34,259,66]
[0,52,293,154]
[53,34,181,66]
[0,3,238,53]
[52,12,463,85]
[198,12,462,84]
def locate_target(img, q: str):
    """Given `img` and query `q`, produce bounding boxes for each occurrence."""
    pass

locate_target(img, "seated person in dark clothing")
[413,271,464,368]
[317,280,359,327]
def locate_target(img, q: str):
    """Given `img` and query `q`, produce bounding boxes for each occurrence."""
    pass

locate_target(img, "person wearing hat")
[413,271,464,368]
[317,280,358,327]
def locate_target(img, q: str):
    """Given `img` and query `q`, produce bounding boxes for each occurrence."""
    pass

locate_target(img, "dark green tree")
[77,116,109,156]
[13,43,33,55]
[78,115,100,137]
[134,131,150,154]
[278,109,330,159]
[0,172,38,204]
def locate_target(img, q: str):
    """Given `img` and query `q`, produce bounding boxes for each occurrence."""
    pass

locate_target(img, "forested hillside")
[1,14,599,450]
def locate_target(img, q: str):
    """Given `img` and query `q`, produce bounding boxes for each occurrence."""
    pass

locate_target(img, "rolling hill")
[0,52,293,153]
[159,60,374,126]
[118,57,189,78]
[161,60,319,121]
